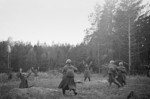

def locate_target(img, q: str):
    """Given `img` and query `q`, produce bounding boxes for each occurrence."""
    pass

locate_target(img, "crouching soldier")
[84,61,92,82]
[17,68,32,88]
[58,59,78,95]
[116,62,127,86]
[108,60,121,88]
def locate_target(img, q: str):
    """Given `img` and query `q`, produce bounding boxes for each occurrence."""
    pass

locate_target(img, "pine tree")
[114,0,144,73]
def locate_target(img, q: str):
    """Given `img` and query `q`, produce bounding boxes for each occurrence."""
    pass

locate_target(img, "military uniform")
[84,64,91,81]
[58,59,77,95]
[18,72,31,88]
[117,65,127,86]
[108,61,121,88]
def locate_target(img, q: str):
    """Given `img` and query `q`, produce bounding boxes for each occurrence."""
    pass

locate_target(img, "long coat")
[58,64,77,90]
[18,72,31,88]
[108,63,118,83]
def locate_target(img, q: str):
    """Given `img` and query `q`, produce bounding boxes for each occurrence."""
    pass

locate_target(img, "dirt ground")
[0,73,150,99]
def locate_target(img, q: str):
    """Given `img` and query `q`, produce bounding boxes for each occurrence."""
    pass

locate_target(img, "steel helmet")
[110,60,114,64]
[119,62,123,66]
[66,59,71,64]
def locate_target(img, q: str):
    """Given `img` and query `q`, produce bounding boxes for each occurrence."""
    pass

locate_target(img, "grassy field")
[0,72,150,99]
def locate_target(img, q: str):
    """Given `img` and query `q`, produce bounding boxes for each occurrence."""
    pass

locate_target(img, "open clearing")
[0,73,150,99]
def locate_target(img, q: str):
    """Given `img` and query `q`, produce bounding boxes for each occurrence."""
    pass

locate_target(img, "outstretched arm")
[82,60,85,65]
[72,65,77,72]
[26,72,32,78]
[62,66,67,74]
[89,61,93,67]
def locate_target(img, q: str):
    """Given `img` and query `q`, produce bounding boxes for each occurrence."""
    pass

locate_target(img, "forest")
[0,0,150,74]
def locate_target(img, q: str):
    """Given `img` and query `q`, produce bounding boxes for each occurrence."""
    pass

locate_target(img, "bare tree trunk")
[128,15,131,74]
[98,42,100,73]
[8,52,9,69]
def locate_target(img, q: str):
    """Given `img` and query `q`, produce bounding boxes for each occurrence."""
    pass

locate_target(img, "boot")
[62,89,66,95]
[72,89,77,95]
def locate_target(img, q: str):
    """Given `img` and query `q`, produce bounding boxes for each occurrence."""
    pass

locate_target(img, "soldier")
[116,62,127,86]
[84,61,92,81]
[146,65,150,77]
[58,59,78,95]
[108,60,121,88]
[31,67,38,77]
[18,68,32,88]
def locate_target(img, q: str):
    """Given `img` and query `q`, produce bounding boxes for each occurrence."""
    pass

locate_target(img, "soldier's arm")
[27,72,32,78]
[72,66,78,71]
[89,61,93,67]
[62,66,67,74]
[114,67,119,75]
[82,60,85,65]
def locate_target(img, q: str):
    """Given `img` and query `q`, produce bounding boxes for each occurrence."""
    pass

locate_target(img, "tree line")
[0,0,150,74]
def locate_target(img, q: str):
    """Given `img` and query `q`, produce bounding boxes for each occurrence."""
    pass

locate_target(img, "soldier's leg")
[88,77,91,81]
[62,89,66,95]
[122,74,126,85]
[108,74,112,87]
[116,76,124,86]
[122,80,126,85]
[112,77,121,88]
[72,89,77,95]
[84,76,87,81]
[113,81,121,88]
[123,77,126,85]
[25,79,29,88]
[124,79,126,85]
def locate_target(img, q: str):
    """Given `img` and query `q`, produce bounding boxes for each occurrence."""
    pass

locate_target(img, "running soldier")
[116,62,127,86]
[108,60,121,88]
[58,59,78,95]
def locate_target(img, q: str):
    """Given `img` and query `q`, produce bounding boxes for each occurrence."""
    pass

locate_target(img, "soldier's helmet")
[110,60,114,64]
[19,68,22,72]
[66,59,71,64]
[119,62,123,66]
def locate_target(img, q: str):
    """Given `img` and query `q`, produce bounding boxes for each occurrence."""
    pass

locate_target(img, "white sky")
[0,0,149,45]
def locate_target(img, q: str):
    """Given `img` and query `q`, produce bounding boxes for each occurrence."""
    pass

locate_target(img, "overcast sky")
[0,0,149,45]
